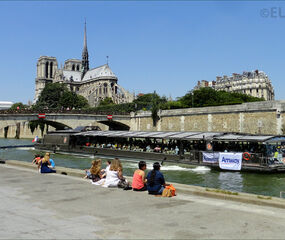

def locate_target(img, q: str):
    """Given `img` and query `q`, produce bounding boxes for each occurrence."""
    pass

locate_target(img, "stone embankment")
[2,160,285,238]
[5,160,285,209]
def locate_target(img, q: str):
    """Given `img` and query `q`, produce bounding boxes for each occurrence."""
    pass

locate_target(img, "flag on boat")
[32,136,39,143]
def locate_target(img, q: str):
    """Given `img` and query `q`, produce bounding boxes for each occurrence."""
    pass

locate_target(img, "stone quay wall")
[1,100,285,139]
[129,100,285,135]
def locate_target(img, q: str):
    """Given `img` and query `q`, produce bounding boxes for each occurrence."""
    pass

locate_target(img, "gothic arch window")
[45,62,49,78]
[76,65,79,71]
[99,87,102,95]
[104,83,108,94]
[72,64,75,71]
[50,62,53,78]
[115,86,118,94]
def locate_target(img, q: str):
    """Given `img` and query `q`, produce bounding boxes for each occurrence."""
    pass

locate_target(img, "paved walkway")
[1,164,285,239]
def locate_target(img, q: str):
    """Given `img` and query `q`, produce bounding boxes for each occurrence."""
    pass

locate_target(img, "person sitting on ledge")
[38,153,56,174]
[132,161,147,191]
[101,160,111,178]
[45,152,55,169]
[32,154,41,165]
[103,158,127,188]
[147,162,169,195]
[84,159,102,183]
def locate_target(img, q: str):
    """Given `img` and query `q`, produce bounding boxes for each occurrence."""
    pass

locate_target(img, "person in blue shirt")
[147,162,169,195]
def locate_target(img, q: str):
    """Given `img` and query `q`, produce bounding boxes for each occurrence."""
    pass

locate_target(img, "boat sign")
[107,115,113,120]
[38,113,46,119]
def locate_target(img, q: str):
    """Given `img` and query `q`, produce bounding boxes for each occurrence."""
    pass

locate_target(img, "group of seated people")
[85,142,181,155]
[84,158,169,195]
[32,152,56,174]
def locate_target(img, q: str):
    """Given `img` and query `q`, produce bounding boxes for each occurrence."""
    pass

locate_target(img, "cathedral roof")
[82,64,117,81]
[63,70,82,82]
[61,64,117,82]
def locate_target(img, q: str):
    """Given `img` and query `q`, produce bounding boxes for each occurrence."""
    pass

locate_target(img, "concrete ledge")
[5,160,86,178]
[5,159,285,209]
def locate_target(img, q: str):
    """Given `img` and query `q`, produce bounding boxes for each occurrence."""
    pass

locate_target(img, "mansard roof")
[82,64,117,81]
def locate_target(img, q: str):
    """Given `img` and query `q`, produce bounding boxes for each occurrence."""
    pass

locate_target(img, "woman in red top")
[132,161,147,191]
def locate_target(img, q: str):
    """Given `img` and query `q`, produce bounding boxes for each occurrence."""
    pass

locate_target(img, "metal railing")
[0,109,130,116]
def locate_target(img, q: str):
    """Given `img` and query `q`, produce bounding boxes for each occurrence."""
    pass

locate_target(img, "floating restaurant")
[35,130,285,173]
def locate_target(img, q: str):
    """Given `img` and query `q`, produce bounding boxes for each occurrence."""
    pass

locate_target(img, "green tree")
[99,97,114,106]
[59,92,89,109]
[134,93,167,106]
[35,83,67,109]
[34,83,89,110]
[10,102,28,110]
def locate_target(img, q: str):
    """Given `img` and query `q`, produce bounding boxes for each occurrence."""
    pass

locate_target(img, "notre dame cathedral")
[34,23,134,107]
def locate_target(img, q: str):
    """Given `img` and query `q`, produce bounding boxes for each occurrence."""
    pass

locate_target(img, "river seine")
[1,138,285,198]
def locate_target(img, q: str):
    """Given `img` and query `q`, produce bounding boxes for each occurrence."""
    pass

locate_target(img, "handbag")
[162,188,172,197]
[165,184,176,196]
[118,178,129,189]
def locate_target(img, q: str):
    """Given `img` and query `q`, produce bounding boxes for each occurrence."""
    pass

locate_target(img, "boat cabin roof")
[73,130,278,142]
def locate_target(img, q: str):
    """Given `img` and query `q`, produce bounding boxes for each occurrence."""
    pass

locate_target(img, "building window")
[50,62,53,78]
[72,64,75,71]
[76,65,79,71]
[104,83,108,94]
[45,62,49,78]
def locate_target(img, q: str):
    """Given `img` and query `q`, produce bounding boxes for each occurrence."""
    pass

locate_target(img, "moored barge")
[35,129,285,173]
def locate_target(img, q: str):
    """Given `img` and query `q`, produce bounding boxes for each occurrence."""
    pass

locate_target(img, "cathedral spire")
[81,20,89,78]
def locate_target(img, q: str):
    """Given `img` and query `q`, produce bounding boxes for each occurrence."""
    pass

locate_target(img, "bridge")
[0,112,131,138]
[1,100,285,139]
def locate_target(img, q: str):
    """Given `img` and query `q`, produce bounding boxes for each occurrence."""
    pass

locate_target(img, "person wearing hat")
[146,162,169,195]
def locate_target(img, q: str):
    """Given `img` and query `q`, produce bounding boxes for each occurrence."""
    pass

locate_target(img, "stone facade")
[34,24,134,107]
[194,70,275,101]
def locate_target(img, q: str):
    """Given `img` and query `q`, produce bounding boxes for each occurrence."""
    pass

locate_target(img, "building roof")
[82,64,117,81]
[73,130,277,142]
[63,70,82,82]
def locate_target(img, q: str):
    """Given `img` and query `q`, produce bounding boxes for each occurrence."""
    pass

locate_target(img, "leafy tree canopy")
[99,97,114,106]
[34,83,89,109]
[175,87,264,108]
[134,93,167,105]
[10,102,28,110]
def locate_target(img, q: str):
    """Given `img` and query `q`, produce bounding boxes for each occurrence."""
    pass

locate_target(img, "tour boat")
[35,129,285,173]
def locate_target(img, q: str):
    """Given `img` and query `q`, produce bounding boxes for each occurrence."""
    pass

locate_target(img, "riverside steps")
[1,161,285,239]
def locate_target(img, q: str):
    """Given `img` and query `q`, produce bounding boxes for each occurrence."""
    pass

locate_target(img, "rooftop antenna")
[106,56,109,65]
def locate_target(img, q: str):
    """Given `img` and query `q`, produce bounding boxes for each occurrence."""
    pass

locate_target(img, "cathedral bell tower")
[81,21,89,79]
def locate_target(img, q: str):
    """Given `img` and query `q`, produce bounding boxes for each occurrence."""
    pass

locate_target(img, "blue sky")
[1,1,285,103]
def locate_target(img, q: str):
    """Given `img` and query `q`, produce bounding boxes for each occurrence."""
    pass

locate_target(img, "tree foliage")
[99,97,114,106]
[10,102,28,110]
[34,83,89,110]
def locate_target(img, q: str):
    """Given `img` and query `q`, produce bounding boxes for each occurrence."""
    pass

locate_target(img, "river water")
[1,138,285,197]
